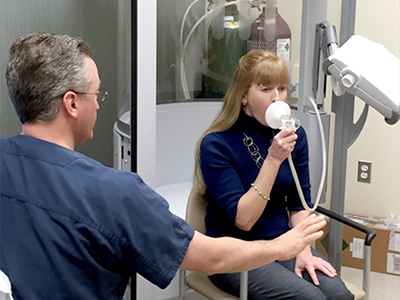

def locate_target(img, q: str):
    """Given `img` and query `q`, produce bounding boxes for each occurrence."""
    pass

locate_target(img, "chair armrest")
[316,206,377,246]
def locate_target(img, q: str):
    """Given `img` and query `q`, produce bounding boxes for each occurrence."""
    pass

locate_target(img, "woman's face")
[242,82,288,127]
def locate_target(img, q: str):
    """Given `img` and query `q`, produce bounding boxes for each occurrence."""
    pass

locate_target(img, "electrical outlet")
[358,161,372,183]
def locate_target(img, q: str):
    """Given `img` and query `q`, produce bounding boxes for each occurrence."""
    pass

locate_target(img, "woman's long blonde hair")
[193,49,290,195]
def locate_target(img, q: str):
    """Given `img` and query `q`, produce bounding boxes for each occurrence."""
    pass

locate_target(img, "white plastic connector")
[341,73,356,88]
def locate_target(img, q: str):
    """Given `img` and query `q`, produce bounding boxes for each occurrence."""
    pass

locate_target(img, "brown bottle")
[247,7,291,66]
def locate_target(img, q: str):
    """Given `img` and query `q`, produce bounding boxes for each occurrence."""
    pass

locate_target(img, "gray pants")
[210,248,354,300]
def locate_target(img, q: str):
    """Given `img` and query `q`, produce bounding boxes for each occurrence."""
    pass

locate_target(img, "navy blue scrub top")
[0,135,194,300]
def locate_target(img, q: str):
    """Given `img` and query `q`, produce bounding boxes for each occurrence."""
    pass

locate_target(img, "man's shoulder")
[1,135,142,192]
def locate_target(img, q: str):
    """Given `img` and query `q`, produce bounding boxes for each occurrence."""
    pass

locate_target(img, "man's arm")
[180,213,326,275]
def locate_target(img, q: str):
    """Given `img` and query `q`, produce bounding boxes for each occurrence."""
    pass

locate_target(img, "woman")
[194,50,353,299]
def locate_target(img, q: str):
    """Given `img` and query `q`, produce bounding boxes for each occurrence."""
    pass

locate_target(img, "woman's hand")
[295,248,337,286]
[268,127,298,163]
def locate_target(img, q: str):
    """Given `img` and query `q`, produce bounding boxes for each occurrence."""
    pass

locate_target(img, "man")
[0,33,326,299]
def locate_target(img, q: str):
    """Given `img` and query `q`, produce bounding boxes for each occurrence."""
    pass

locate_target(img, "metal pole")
[178,270,186,300]
[328,0,357,275]
[240,271,248,300]
[130,1,137,298]
[296,0,331,206]
[363,245,372,300]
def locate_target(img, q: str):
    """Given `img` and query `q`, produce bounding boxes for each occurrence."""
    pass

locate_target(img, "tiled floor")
[341,266,400,300]
[177,267,400,300]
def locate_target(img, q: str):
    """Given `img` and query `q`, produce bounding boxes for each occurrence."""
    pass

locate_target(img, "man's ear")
[62,91,78,119]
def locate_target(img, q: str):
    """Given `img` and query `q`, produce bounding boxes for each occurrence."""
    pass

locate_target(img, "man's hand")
[275,214,326,261]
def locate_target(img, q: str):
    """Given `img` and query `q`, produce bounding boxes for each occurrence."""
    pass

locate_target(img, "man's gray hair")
[6,33,94,124]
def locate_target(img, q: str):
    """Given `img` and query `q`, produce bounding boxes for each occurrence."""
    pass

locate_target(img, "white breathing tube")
[265,99,327,212]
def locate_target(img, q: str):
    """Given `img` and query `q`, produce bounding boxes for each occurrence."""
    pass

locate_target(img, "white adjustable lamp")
[324,35,400,125]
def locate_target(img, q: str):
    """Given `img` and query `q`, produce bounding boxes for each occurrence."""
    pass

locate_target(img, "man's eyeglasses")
[73,90,108,102]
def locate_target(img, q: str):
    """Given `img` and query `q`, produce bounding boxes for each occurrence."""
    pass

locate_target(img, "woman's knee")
[326,288,355,300]
[292,284,327,300]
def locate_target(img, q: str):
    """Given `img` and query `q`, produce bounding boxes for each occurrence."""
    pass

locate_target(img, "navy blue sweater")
[200,111,312,241]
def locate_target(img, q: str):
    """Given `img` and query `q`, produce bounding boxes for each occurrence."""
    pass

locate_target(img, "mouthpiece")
[265,101,300,129]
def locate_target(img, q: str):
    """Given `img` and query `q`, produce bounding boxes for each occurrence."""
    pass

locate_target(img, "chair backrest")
[183,187,247,300]
[185,188,207,234]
